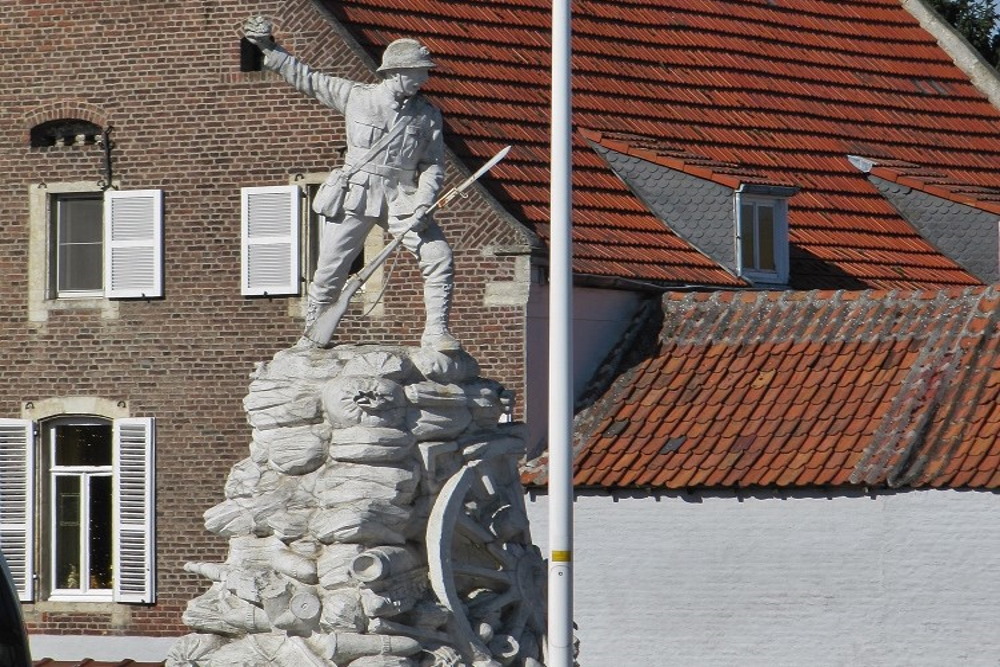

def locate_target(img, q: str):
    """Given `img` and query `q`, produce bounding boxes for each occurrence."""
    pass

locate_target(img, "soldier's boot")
[304,299,322,329]
[420,280,461,353]
[297,299,325,347]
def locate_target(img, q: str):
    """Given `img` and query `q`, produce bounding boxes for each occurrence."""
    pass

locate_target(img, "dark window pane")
[54,195,103,293]
[89,476,113,590]
[758,204,775,271]
[58,243,103,293]
[57,197,102,243]
[740,203,756,269]
[54,476,81,590]
[53,422,112,467]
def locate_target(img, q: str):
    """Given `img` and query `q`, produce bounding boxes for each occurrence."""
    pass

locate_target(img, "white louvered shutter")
[241,185,301,296]
[113,417,155,604]
[104,189,164,299]
[0,419,34,602]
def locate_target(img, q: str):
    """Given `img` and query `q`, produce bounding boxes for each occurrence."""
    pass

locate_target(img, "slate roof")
[318,0,1000,289]
[521,286,1000,490]
[852,156,1000,215]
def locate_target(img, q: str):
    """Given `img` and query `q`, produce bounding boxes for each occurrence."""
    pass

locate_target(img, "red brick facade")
[2,0,531,638]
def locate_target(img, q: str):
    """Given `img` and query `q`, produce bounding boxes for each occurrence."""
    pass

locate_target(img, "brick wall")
[1,0,530,638]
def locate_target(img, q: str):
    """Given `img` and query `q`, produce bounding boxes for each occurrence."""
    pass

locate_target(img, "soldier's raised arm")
[243,16,354,115]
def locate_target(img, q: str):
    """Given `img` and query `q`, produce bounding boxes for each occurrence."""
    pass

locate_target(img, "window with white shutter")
[0,419,34,602]
[112,418,155,604]
[242,185,301,296]
[0,412,156,604]
[38,185,164,304]
[104,190,163,299]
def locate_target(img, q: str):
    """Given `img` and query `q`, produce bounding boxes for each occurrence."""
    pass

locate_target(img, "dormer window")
[736,192,789,285]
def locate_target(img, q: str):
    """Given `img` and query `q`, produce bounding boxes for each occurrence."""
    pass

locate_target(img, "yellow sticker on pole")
[551,550,572,562]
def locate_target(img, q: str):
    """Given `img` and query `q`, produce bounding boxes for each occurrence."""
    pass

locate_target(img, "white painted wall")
[29,634,176,661]
[525,285,642,455]
[526,488,1000,666]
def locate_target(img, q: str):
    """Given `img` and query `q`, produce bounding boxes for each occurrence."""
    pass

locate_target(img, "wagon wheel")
[427,451,546,666]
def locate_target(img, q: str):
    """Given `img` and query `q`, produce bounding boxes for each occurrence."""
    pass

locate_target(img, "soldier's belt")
[345,162,416,180]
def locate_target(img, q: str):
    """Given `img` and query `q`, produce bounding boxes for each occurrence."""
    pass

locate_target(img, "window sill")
[21,599,131,625]
[48,591,114,603]
[29,296,119,323]
[740,270,789,287]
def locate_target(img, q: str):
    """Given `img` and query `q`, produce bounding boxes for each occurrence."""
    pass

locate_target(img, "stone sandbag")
[323,375,406,428]
[320,588,366,632]
[405,404,471,441]
[465,378,507,427]
[314,461,420,497]
[224,457,281,500]
[309,501,411,545]
[259,423,331,475]
[328,426,416,463]
[410,347,479,383]
[403,380,467,407]
[244,384,324,431]
[316,479,418,507]
[341,349,413,381]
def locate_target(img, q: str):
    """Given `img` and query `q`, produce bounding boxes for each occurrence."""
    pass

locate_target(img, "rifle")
[303,145,512,347]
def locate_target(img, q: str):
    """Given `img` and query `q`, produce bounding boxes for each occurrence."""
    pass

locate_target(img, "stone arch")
[22,396,130,421]
[21,101,110,146]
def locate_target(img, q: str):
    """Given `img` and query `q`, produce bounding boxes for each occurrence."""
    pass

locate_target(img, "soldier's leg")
[391,217,460,352]
[305,212,375,327]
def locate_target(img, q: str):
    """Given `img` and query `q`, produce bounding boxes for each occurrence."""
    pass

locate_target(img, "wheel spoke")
[454,563,513,587]
[469,587,518,616]
[456,512,496,545]
[507,602,530,638]
[486,542,519,569]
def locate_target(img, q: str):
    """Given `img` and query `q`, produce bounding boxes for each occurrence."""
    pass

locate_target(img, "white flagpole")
[548,0,574,663]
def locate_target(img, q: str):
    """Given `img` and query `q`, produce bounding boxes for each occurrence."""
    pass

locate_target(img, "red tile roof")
[852,155,1000,215]
[522,286,1000,489]
[318,0,1000,289]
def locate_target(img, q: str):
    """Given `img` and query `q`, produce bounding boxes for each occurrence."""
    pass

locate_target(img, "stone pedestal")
[168,344,546,667]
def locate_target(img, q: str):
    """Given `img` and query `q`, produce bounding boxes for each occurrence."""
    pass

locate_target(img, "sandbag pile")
[167,343,543,667]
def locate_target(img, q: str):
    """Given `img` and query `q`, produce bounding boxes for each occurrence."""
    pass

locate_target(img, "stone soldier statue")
[244,17,459,352]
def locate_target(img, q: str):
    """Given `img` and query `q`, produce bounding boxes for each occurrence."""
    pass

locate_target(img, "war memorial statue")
[244,16,458,352]
[167,18,548,667]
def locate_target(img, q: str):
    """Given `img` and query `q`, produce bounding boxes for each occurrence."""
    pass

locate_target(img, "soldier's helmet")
[377,38,437,72]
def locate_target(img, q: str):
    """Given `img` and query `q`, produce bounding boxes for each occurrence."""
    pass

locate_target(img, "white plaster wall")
[525,285,642,454]
[29,634,176,661]
[526,488,1000,666]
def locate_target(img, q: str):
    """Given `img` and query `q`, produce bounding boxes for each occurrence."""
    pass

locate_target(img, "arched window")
[30,119,103,148]
[0,403,155,604]
[43,417,115,598]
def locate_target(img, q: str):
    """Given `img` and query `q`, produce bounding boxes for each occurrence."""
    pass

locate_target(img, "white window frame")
[241,185,302,296]
[28,184,164,322]
[52,191,105,299]
[736,192,789,285]
[46,417,114,602]
[0,412,155,604]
